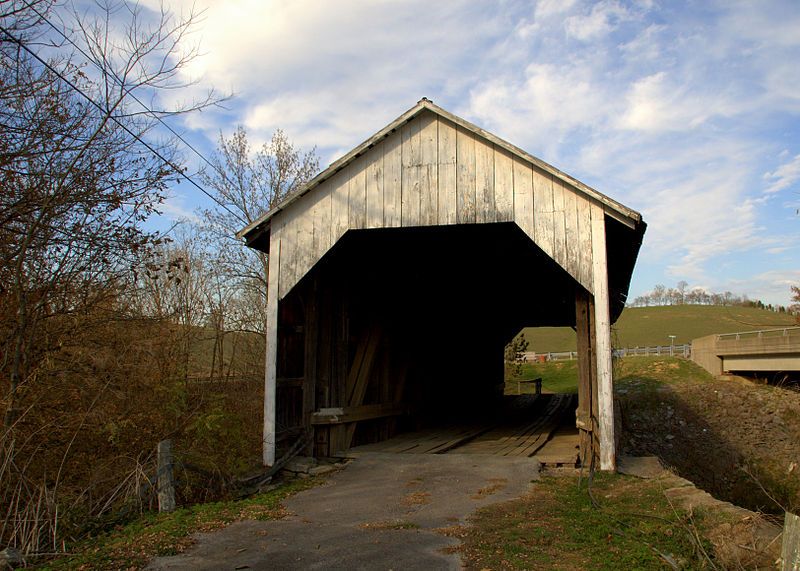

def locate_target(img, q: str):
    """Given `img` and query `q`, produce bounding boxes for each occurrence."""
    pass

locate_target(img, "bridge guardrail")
[717,326,800,342]
[523,343,691,362]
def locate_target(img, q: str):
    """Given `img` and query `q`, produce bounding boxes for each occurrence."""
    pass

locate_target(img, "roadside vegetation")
[506,360,578,394]
[459,472,721,570]
[0,1,319,561]
[41,478,318,570]
[616,357,800,515]
[509,356,800,515]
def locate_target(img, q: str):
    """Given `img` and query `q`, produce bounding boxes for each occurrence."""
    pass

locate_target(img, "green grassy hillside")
[519,305,796,352]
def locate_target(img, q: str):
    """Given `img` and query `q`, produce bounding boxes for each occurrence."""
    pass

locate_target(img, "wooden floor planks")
[348,394,578,460]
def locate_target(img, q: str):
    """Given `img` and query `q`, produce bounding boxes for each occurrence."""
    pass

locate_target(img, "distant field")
[506,360,579,394]
[519,305,796,352]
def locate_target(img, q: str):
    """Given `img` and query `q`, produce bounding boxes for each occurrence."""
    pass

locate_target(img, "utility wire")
[23,0,239,208]
[0,23,245,224]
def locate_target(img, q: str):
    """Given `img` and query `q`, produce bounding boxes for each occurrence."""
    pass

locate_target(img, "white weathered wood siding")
[271,109,601,300]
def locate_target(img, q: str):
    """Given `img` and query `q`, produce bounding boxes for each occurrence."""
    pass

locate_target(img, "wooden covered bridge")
[239,99,646,471]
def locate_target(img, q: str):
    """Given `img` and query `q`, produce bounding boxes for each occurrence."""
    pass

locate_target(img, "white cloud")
[136,0,800,304]
[564,1,632,41]
[616,71,752,132]
[618,23,666,62]
[468,61,612,156]
[764,153,800,194]
[727,269,800,307]
[159,191,200,223]
[536,0,577,19]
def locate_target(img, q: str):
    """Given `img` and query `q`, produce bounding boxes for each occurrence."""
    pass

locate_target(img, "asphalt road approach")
[147,453,540,570]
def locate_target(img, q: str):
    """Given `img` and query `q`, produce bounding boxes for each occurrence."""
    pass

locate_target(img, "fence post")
[157,439,176,513]
[784,511,799,571]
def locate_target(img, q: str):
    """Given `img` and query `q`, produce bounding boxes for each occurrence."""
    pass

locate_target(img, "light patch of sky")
[106,0,799,306]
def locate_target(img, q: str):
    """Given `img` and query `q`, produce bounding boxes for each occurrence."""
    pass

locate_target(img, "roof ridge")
[238,99,641,242]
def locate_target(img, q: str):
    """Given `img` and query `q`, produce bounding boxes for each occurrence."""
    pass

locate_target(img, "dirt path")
[147,453,539,570]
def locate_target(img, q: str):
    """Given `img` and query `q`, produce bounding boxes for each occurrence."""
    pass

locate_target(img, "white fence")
[523,343,691,362]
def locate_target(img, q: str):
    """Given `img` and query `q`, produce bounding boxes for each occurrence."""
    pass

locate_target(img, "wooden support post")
[263,229,282,466]
[303,277,319,455]
[575,288,595,466]
[784,511,800,571]
[591,204,616,471]
[157,439,175,513]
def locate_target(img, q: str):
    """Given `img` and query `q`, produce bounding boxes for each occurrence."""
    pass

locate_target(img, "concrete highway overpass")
[692,326,800,376]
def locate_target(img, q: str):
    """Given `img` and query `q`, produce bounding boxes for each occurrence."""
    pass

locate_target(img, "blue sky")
[142,0,799,306]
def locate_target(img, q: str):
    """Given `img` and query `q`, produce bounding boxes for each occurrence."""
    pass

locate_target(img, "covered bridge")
[239,99,646,471]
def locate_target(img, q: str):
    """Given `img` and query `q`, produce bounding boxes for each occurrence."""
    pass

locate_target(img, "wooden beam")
[783,511,800,571]
[346,324,381,406]
[277,377,303,388]
[310,403,406,425]
[591,205,615,471]
[302,277,319,454]
[341,324,382,450]
[263,225,282,467]
[575,288,595,466]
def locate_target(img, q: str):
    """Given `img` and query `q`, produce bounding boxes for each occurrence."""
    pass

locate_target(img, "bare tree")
[0,0,220,427]
[198,127,319,335]
[676,280,688,304]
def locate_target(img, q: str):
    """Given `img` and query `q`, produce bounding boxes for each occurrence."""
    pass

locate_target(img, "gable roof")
[238,98,642,245]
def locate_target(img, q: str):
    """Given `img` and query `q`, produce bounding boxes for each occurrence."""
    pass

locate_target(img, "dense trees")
[0,0,322,556]
[0,0,241,557]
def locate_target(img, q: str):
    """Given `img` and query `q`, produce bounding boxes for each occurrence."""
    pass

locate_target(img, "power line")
[23,1,235,195]
[0,23,246,224]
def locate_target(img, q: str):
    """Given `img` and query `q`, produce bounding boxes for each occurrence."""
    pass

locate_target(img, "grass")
[505,355,708,395]
[506,360,579,393]
[613,356,800,513]
[41,478,319,570]
[519,305,796,352]
[460,472,716,570]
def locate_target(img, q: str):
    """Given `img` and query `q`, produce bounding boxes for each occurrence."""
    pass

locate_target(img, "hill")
[519,305,796,352]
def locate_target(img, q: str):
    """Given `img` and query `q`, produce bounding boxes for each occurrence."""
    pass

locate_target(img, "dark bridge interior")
[274,220,639,456]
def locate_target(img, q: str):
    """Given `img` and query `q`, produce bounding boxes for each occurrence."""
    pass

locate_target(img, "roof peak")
[238,99,642,242]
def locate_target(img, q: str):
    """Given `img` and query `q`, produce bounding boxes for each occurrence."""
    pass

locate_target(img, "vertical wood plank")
[575,289,595,466]
[296,200,314,288]
[401,119,421,226]
[331,169,350,242]
[418,112,438,225]
[563,184,580,279]
[365,141,384,228]
[577,196,594,293]
[456,126,476,223]
[277,211,297,299]
[494,146,514,222]
[263,224,282,466]
[512,156,533,238]
[590,204,615,471]
[383,130,402,227]
[437,117,457,225]
[475,140,495,223]
[311,184,332,264]
[533,168,554,257]
[348,156,367,230]
[552,175,567,268]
